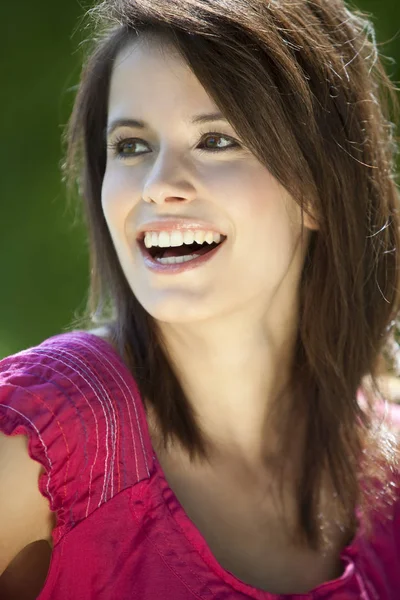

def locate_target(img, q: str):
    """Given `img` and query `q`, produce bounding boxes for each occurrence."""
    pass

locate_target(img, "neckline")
[70,329,363,598]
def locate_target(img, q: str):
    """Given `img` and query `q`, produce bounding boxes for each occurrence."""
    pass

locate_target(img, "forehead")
[108,35,216,120]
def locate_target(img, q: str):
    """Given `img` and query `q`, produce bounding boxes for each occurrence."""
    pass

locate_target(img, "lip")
[137,235,227,274]
[136,218,227,241]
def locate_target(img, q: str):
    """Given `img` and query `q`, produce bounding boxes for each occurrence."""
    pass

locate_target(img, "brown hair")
[63,0,400,550]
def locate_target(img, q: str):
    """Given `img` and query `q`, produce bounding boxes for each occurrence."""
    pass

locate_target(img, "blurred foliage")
[0,0,399,358]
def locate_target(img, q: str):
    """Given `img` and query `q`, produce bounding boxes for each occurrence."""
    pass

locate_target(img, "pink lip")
[137,237,227,274]
[136,219,226,241]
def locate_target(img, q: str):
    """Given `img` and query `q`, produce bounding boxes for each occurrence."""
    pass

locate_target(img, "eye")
[107,136,149,159]
[106,131,241,160]
[196,132,241,153]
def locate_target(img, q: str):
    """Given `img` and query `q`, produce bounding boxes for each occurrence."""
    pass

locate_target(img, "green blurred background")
[0,1,399,359]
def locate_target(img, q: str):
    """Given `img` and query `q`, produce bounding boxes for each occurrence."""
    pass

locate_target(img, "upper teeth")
[143,230,222,249]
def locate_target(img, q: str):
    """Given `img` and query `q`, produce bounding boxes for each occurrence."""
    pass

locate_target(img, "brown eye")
[107,137,150,159]
[118,140,137,154]
[107,132,240,160]
[198,133,239,152]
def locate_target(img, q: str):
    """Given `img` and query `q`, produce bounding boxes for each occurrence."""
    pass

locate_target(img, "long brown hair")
[63,0,400,550]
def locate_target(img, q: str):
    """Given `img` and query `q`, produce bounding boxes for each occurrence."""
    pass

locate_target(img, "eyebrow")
[105,112,227,139]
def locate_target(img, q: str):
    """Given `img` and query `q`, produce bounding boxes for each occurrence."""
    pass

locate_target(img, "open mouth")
[138,236,227,261]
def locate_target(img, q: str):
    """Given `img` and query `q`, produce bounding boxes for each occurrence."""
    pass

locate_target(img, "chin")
[147,305,213,324]
[136,296,214,324]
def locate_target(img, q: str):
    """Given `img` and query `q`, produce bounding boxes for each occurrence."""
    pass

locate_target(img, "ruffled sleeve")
[0,331,153,546]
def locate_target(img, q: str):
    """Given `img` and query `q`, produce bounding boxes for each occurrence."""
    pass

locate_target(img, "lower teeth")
[155,253,200,265]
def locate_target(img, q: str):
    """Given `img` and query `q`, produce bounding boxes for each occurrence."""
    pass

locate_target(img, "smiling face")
[102,34,317,324]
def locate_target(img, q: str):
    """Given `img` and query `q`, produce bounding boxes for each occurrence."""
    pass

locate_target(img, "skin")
[103,34,319,477]
[10,32,400,598]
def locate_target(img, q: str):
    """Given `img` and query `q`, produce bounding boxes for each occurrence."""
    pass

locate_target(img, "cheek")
[227,168,301,262]
[219,164,288,230]
[101,168,138,224]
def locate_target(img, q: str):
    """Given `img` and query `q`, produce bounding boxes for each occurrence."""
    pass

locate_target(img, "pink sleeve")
[0,331,153,548]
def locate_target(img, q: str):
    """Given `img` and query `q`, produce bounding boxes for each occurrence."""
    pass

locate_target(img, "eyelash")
[106,131,241,160]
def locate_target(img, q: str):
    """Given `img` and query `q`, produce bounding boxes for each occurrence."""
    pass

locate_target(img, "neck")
[156,299,300,466]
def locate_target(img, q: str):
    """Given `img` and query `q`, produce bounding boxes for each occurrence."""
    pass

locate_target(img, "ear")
[302,204,319,231]
[303,213,319,231]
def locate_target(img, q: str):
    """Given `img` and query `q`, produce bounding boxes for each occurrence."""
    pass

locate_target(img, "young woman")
[1,0,400,598]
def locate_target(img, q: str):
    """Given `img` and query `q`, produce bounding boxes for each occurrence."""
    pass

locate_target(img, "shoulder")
[86,325,113,342]
[0,328,154,544]
[0,328,120,393]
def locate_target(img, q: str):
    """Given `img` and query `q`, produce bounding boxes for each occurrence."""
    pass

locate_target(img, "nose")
[142,151,197,205]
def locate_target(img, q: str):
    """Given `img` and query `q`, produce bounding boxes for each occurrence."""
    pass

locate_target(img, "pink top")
[0,330,400,600]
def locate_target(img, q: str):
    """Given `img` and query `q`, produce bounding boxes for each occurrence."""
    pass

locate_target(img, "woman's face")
[102,35,316,324]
